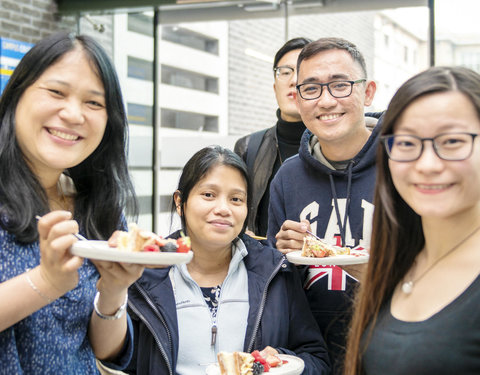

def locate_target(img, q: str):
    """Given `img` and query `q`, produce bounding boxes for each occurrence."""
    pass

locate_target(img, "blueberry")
[161,241,178,252]
[252,361,264,375]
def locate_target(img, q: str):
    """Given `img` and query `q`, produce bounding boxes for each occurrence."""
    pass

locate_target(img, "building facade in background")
[1,0,477,234]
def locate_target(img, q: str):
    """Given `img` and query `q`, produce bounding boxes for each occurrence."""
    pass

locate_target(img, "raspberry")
[143,244,160,252]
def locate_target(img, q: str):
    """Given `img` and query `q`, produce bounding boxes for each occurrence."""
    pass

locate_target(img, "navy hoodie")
[267,113,382,374]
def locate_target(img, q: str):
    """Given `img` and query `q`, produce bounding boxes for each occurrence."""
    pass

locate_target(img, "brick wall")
[0,0,113,57]
[0,0,75,43]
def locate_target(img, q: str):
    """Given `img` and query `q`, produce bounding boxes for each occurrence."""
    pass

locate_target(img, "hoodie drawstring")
[328,161,354,247]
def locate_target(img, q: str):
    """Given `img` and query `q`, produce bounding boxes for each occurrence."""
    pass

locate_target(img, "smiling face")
[15,46,107,181]
[389,91,480,221]
[296,49,376,159]
[178,164,248,253]
[274,48,302,122]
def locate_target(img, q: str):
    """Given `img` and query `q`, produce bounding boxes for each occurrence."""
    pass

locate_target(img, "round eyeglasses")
[296,79,366,100]
[381,132,479,162]
[273,66,295,80]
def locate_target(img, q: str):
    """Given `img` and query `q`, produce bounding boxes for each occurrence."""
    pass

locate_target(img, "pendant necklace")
[402,223,480,295]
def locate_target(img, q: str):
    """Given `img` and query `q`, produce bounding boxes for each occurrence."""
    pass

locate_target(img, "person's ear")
[173,190,182,216]
[364,80,377,107]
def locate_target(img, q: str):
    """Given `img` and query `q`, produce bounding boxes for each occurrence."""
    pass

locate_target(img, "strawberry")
[251,350,264,363]
[176,233,191,253]
[251,350,270,372]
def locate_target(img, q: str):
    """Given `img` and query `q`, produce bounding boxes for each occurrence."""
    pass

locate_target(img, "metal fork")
[306,229,323,241]
[35,215,88,241]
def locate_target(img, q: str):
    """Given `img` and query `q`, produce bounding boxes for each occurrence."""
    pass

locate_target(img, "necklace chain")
[402,224,480,294]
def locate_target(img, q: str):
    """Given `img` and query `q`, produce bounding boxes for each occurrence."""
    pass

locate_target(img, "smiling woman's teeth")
[49,129,79,141]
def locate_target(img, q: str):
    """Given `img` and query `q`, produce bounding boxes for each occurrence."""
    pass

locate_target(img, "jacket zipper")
[129,283,174,375]
[246,256,286,352]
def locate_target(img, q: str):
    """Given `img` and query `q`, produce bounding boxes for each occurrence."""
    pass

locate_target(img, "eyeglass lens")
[384,133,476,161]
[275,66,294,80]
[298,81,355,99]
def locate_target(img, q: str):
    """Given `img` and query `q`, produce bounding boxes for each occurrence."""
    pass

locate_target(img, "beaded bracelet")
[25,268,54,304]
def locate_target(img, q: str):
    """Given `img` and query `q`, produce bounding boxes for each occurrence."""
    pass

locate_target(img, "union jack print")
[304,265,346,291]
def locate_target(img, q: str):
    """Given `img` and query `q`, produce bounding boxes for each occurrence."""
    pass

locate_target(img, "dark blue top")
[267,113,383,374]
[0,227,133,374]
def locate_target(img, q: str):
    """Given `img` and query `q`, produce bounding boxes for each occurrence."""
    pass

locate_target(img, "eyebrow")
[396,123,470,133]
[44,79,105,97]
[198,183,247,196]
[301,73,351,84]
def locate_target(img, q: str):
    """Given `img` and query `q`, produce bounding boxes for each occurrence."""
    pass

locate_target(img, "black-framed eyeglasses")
[273,65,295,80]
[381,132,479,162]
[296,79,366,100]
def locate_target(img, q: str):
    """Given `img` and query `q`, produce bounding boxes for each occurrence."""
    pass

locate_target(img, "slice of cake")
[217,352,238,375]
[235,352,255,375]
[301,234,350,258]
[116,223,160,252]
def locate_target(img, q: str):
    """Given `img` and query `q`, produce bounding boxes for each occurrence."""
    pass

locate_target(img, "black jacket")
[125,233,331,375]
[234,110,306,236]
[234,126,277,235]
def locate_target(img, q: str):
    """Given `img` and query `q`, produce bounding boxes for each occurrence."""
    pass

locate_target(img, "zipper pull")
[211,324,217,346]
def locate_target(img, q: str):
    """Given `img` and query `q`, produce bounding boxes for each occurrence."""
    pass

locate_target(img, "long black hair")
[171,145,251,235]
[345,66,480,374]
[0,32,137,242]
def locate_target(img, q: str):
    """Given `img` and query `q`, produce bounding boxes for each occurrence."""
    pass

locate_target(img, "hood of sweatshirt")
[297,112,383,246]
[298,112,382,177]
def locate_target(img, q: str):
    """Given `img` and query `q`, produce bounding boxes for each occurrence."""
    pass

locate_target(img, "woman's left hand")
[90,260,144,316]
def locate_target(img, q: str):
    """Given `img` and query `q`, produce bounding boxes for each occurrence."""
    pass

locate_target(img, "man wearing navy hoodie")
[267,37,381,374]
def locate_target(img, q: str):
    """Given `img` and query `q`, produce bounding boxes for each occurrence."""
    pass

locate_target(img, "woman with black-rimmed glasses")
[344,66,480,375]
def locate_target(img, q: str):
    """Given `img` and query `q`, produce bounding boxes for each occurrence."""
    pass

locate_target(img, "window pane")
[128,13,154,36]
[161,108,218,132]
[162,26,219,55]
[162,64,218,93]
[160,195,173,212]
[128,56,153,81]
[127,102,153,126]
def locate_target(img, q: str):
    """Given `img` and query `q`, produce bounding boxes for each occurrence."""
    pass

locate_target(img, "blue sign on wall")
[0,38,33,94]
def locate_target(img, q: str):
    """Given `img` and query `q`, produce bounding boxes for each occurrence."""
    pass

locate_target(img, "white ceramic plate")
[70,240,193,265]
[286,250,369,265]
[205,354,304,375]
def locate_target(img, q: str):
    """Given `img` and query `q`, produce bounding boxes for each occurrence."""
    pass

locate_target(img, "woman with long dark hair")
[345,66,480,374]
[0,32,142,373]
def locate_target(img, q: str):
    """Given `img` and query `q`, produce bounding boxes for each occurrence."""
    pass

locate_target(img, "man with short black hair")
[234,37,311,237]
[267,37,382,374]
